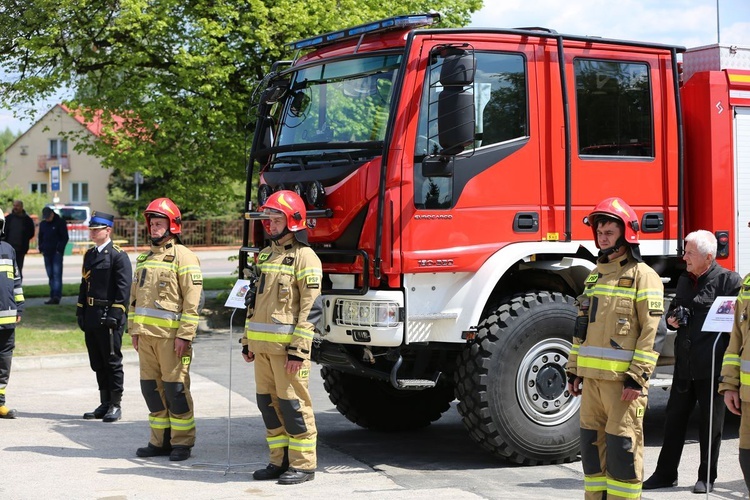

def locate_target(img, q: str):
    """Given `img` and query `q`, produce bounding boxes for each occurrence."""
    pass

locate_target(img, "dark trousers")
[14,251,25,278]
[654,377,725,482]
[43,252,63,299]
[84,327,124,393]
[0,329,15,406]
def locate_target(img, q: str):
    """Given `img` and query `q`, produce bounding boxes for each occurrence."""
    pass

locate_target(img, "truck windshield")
[275,53,402,156]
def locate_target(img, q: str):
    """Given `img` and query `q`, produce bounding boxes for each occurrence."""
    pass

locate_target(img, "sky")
[1,0,749,135]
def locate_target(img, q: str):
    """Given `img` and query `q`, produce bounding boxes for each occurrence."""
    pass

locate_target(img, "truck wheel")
[321,367,454,431]
[455,292,580,465]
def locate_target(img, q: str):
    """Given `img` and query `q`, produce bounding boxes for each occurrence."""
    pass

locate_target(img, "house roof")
[5,103,130,150]
[59,103,127,137]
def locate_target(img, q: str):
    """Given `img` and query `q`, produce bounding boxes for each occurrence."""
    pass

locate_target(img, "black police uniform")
[76,213,132,421]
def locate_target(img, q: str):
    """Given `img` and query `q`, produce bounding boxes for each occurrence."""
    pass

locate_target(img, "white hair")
[684,230,717,259]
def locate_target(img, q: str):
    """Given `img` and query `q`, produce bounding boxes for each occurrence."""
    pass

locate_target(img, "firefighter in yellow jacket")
[242,190,323,485]
[129,198,203,462]
[719,272,750,492]
[566,197,664,500]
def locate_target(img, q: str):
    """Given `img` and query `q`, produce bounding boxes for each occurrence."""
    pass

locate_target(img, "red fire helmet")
[261,190,307,232]
[586,197,640,247]
[144,197,182,235]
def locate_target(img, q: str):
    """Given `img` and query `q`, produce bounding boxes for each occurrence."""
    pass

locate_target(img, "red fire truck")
[240,13,750,465]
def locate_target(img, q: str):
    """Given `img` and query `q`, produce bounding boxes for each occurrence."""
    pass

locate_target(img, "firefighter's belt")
[87,297,110,307]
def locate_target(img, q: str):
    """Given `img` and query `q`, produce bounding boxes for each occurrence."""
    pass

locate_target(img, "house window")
[30,183,48,194]
[49,139,68,158]
[70,182,88,203]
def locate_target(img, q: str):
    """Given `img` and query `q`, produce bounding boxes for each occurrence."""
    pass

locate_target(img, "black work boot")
[253,463,288,480]
[136,443,172,458]
[254,447,289,480]
[169,446,191,462]
[83,391,110,420]
[278,468,315,485]
[102,391,122,423]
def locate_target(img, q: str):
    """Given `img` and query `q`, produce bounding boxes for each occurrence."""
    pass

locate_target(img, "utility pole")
[134,172,143,252]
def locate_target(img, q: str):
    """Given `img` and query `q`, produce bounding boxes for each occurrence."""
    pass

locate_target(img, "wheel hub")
[516,338,581,426]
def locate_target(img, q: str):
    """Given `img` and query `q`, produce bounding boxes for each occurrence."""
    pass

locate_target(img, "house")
[2,104,117,214]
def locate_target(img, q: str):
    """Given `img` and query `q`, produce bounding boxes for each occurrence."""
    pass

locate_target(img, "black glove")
[623,376,642,391]
[105,307,124,329]
[242,344,249,356]
[77,315,85,331]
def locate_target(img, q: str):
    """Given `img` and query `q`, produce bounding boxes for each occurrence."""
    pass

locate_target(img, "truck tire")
[321,367,454,431]
[455,291,580,465]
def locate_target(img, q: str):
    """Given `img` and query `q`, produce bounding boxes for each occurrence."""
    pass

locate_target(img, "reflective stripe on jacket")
[720,274,750,399]
[127,240,203,341]
[0,242,23,328]
[246,239,322,359]
[567,251,664,388]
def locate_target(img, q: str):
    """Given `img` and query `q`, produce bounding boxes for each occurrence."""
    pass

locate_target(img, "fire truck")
[240,13,750,465]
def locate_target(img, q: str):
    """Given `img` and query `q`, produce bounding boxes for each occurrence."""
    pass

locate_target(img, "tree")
[0,1,482,214]
[0,127,19,168]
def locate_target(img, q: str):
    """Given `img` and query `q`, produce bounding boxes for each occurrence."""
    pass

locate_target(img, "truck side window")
[574,59,653,157]
[414,51,527,209]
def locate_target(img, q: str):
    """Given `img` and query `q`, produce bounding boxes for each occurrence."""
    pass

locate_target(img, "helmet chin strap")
[598,237,627,261]
[269,227,290,242]
[151,231,171,246]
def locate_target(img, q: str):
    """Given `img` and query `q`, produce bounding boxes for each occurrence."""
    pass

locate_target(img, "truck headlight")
[335,298,401,327]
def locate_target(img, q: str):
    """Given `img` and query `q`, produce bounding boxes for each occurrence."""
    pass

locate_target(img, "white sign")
[224,279,252,309]
[701,296,738,333]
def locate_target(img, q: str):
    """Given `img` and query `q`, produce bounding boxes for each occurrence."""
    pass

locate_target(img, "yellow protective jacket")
[245,239,322,360]
[127,240,203,342]
[719,273,750,399]
[567,252,664,389]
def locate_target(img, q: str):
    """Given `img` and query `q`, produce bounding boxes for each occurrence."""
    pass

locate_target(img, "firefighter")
[0,210,24,419]
[566,197,664,500]
[719,238,750,493]
[77,211,132,422]
[129,198,203,462]
[242,190,323,485]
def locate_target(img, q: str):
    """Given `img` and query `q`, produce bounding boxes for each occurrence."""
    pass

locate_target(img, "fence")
[30,218,244,249]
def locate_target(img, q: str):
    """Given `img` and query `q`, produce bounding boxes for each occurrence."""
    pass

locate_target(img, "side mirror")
[430,46,476,156]
[256,117,274,166]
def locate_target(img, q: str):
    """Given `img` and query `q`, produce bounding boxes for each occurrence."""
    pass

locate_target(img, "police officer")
[242,190,323,485]
[77,211,132,422]
[0,211,24,419]
[566,197,664,500]
[129,198,202,462]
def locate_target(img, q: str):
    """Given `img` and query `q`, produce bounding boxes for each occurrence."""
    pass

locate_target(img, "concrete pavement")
[5,335,484,500]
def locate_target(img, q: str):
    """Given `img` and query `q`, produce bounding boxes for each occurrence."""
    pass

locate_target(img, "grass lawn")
[15,277,234,356]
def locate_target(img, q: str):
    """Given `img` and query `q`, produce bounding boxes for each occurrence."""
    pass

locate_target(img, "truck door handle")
[513,212,539,233]
[641,212,664,233]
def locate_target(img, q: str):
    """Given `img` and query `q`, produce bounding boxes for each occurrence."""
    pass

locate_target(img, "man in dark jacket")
[38,206,69,305]
[644,230,743,494]
[77,211,132,422]
[2,201,35,277]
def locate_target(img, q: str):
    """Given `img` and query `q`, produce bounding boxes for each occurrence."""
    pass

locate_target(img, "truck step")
[396,379,437,389]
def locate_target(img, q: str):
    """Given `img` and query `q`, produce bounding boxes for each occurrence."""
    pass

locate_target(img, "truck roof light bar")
[287,13,441,52]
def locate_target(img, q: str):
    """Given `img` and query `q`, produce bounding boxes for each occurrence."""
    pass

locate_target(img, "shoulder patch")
[306,275,321,289]
[648,298,664,312]
[191,273,202,285]
[137,253,149,262]
[585,273,598,285]
[258,253,270,262]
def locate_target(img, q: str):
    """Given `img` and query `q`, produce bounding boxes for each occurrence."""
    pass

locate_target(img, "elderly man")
[644,230,742,494]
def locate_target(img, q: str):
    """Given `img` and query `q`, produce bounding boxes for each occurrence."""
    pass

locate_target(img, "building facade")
[3,104,116,214]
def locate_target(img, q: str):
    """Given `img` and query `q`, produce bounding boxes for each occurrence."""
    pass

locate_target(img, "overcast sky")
[2,0,749,134]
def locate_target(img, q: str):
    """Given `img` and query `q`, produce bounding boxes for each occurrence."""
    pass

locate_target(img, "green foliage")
[0,1,482,211]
